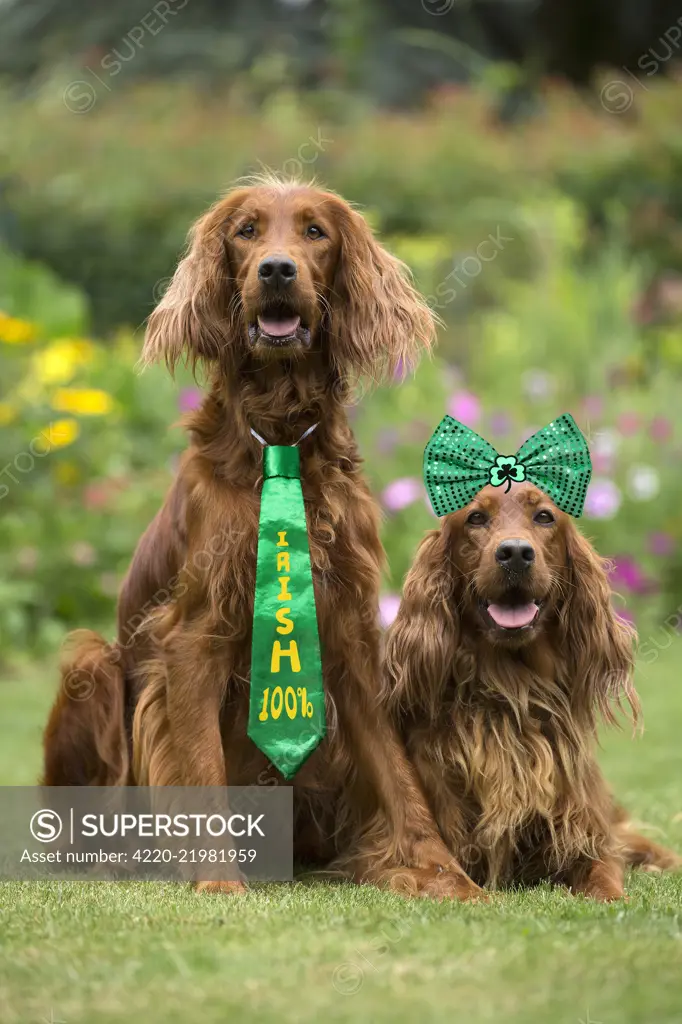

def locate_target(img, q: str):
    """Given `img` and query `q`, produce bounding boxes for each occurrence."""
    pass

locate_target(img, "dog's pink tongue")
[258,315,301,337]
[487,603,538,629]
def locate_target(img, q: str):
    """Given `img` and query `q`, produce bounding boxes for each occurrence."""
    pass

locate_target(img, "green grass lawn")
[1,643,681,1024]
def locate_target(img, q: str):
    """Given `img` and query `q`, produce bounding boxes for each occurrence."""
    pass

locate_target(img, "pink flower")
[592,451,614,475]
[381,477,422,512]
[617,412,640,437]
[583,395,603,419]
[84,481,113,510]
[379,593,401,629]
[584,478,621,519]
[448,390,480,427]
[649,532,675,556]
[490,411,511,437]
[611,556,650,594]
[179,388,202,413]
[649,416,672,443]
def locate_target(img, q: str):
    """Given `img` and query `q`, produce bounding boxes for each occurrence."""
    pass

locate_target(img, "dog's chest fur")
[411,665,605,884]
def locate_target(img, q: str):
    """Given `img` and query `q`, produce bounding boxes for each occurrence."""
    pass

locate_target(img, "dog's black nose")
[495,539,535,572]
[258,255,297,286]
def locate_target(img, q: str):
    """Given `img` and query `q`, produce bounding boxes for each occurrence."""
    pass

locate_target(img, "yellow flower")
[0,311,36,345]
[659,328,682,367]
[33,338,96,385]
[51,387,114,416]
[54,461,81,485]
[34,418,80,453]
[0,402,17,425]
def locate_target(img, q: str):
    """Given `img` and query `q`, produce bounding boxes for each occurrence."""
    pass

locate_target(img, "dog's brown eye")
[466,510,488,526]
[237,224,256,239]
[306,225,325,240]
[534,509,555,525]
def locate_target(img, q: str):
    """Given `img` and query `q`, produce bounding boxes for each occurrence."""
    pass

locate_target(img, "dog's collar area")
[250,423,319,448]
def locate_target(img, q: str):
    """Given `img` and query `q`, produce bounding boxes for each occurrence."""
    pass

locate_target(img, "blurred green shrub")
[0,247,187,651]
[1,80,682,652]
[2,79,682,337]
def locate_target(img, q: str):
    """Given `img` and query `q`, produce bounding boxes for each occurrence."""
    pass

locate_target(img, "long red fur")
[43,178,482,899]
[383,484,680,899]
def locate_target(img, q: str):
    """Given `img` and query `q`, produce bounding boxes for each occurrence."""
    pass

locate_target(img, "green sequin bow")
[423,413,592,518]
[248,441,325,780]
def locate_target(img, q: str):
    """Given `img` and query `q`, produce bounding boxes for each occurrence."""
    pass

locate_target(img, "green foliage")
[0,247,187,650]
[2,82,682,650]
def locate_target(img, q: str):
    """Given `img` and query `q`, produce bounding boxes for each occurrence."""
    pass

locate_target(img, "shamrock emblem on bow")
[489,455,526,491]
[422,413,592,519]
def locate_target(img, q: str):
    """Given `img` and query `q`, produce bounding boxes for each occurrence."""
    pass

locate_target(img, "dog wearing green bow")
[383,415,680,898]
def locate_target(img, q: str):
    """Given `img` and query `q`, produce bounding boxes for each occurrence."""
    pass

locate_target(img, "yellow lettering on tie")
[277,576,292,601]
[271,640,301,673]
[277,531,288,547]
[275,607,294,635]
[276,551,290,573]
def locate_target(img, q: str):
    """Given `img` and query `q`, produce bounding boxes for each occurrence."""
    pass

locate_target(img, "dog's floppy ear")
[142,202,238,377]
[383,526,458,723]
[329,199,437,382]
[559,521,638,725]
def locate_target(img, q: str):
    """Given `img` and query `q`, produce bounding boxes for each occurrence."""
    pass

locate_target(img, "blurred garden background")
[1,0,682,655]
[3,5,682,1023]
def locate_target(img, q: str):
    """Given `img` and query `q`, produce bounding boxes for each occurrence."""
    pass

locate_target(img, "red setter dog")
[384,481,680,899]
[43,179,482,900]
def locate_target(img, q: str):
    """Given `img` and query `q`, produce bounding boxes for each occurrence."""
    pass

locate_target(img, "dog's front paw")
[384,865,487,902]
[426,867,487,902]
[195,879,248,896]
[417,866,487,902]
[576,883,626,903]
[407,837,487,901]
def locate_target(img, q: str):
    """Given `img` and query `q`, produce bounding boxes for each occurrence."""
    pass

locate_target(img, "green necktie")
[248,436,325,779]
[424,413,592,518]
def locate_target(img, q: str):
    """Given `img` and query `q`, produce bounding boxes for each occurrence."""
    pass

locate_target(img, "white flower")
[591,429,621,459]
[627,464,660,502]
[522,370,555,402]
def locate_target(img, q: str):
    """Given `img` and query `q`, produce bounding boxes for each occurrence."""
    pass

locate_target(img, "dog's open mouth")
[248,306,312,349]
[480,598,542,632]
